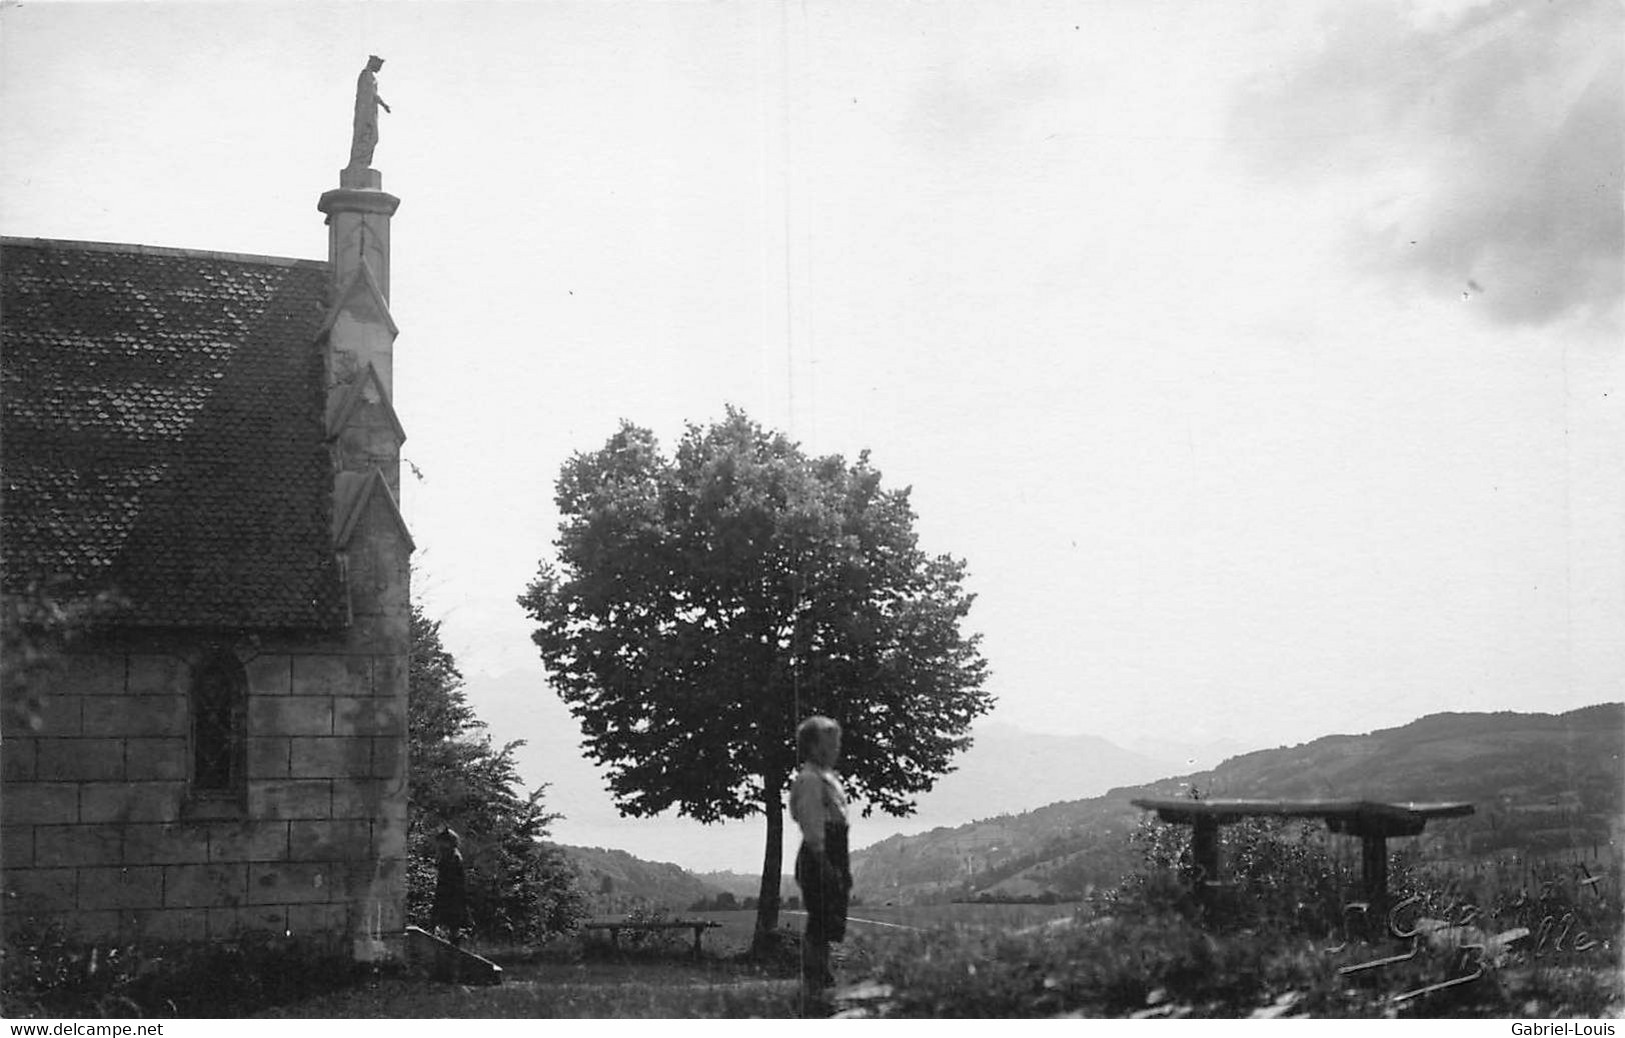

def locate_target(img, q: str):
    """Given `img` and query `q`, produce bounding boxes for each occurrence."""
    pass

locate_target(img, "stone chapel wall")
[0,544,408,949]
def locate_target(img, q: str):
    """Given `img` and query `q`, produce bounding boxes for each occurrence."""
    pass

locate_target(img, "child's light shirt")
[789,762,848,853]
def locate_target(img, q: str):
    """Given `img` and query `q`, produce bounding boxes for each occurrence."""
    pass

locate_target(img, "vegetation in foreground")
[0,927,369,1019]
[855,814,1623,1018]
[856,907,1620,1018]
[8,827,1618,1020]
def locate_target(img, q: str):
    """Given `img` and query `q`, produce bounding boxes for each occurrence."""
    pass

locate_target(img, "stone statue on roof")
[348,55,391,170]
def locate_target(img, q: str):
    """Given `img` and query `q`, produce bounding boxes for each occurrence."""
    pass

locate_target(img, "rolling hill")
[694,870,795,902]
[849,703,1624,905]
[548,844,727,914]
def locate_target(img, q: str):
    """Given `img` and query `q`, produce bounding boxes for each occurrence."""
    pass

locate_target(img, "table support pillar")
[1361,833,1389,910]
[1192,817,1220,903]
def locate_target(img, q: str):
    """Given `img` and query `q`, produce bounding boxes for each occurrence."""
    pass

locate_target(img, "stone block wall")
[1,621,407,950]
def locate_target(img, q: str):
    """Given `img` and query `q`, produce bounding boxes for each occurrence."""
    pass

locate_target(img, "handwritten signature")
[1332,885,1605,1003]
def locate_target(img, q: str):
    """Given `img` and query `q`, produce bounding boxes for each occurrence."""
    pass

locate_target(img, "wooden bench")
[1130,797,1474,909]
[581,918,722,960]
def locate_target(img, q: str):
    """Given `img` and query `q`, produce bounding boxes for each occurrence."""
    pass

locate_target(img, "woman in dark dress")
[432,827,470,945]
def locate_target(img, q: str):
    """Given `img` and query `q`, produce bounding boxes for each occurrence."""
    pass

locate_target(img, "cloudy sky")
[3,0,1620,871]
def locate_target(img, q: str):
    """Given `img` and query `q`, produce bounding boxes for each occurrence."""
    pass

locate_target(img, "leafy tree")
[407,603,587,941]
[518,408,992,944]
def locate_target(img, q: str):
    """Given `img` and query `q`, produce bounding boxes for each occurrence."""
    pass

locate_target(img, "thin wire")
[777,1,824,1014]
[780,0,795,439]
[794,583,803,724]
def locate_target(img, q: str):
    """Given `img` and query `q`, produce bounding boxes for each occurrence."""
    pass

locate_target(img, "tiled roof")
[1,238,349,629]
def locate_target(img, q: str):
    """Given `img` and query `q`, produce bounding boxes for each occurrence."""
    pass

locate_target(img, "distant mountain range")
[874,723,1209,834]
[848,703,1624,905]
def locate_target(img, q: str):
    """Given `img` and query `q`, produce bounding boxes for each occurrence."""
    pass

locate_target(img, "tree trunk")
[751,773,785,953]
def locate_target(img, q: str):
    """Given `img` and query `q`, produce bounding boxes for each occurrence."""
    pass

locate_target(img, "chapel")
[0,85,412,958]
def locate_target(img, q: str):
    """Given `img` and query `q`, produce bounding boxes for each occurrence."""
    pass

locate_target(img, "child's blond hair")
[796,715,841,762]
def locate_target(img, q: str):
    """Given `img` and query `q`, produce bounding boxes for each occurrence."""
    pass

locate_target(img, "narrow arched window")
[192,653,246,791]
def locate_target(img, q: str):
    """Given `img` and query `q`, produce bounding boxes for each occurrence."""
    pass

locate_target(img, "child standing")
[789,715,851,1013]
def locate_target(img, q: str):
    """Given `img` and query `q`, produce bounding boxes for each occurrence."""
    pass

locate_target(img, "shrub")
[1097,813,1364,939]
[577,905,690,961]
[0,924,366,1018]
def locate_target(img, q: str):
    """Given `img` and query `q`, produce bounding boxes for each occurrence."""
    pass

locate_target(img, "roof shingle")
[1,238,349,629]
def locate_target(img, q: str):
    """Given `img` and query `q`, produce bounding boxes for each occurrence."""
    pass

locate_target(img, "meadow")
[684,902,1080,954]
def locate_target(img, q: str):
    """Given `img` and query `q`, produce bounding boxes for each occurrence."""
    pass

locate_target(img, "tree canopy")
[518,408,992,937]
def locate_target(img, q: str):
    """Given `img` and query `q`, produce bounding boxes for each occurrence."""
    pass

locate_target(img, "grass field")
[256,960,806,1019]
[678,902,1083,955]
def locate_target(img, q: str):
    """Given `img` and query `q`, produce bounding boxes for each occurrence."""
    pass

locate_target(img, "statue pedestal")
[340,166,383,190]
[319,175,401,299]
